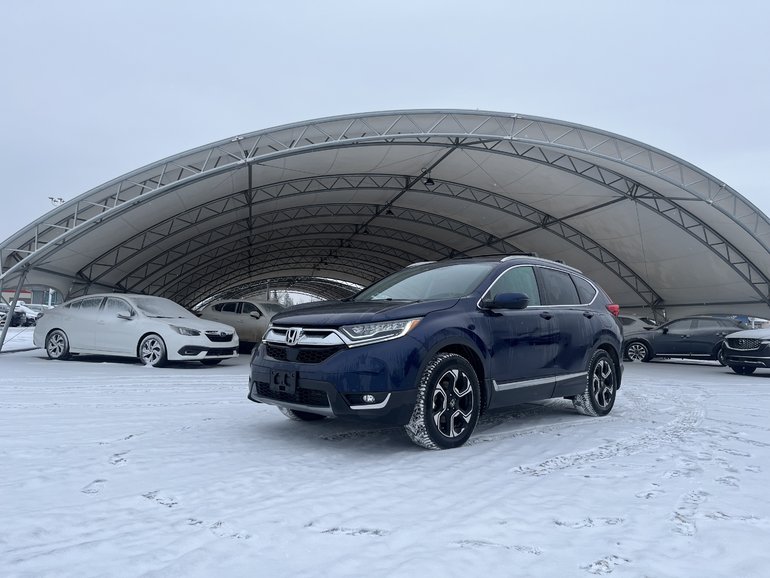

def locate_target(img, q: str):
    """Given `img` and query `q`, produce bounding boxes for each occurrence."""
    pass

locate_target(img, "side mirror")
[661,327,669,334]
[485,292,529,310]
[249,311,262,319]
[117,312,134,320]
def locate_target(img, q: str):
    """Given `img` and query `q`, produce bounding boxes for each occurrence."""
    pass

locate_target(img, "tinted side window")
[539,268,580,305]
[241,302,259,314]
[485,266,540,306]
[667,320,693,331]
[213,303,224,312]
[572,275,597,304]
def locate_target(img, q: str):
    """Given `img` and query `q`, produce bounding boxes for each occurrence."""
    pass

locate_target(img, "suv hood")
[270,299,459,327]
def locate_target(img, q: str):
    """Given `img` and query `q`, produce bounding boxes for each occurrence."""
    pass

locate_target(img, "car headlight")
[339,318,421,345]
[171,325,201,336]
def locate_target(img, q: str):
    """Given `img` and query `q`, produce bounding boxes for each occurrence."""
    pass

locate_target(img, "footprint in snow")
[581,554,631,574]
[81,479,107,494]
[109,451,130,466]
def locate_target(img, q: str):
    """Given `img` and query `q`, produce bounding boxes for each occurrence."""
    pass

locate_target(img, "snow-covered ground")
[2,328,770,577]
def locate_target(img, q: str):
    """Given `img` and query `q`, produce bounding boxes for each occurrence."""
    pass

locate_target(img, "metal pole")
[0,268,29,351]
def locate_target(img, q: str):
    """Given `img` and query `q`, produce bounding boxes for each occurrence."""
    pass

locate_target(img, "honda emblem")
[285,327,303,346]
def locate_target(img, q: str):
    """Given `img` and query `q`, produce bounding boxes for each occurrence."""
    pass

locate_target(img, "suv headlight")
[171,325,201,336]
[339,318,421,345]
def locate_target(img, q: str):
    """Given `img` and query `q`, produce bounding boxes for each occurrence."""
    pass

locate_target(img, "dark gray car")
[623,316,745,364]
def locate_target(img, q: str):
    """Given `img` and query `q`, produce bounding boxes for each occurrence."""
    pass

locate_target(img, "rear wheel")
[573,349,618,417]
[45,329,71,360]
[405,353,480,450]
[730,365,756,375]
[138,334,167,367]
[279,407,326,421]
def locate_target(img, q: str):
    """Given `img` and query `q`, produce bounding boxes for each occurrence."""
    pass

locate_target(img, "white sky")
[1,0,768,243]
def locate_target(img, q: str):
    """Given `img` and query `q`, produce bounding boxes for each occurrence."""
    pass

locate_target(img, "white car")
[198,299,283,347]
[33,294,239,367]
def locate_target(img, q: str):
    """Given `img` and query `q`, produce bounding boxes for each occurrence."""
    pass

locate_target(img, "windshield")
[131,296,194,319]
[354,262,496,302]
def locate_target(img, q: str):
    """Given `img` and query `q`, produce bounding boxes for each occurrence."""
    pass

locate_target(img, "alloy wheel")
[431,368,474,439]
[591,358,616,410]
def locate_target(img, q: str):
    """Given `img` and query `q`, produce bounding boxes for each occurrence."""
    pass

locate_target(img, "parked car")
[249,255,624,450]
[199,299,283,349]
[722,328,770,375]
[33,294,239,367]
[15,303,39,326]
[622,316,746,364]
[0,303,26,327]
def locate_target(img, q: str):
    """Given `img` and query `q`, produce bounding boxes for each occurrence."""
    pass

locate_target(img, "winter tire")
[138,334,167,367]
[716,346,727,366]
[279,407,326,421]
[45,329,71,360]
[729,365,756,375]
[573,349,617,417]
[404,353,480,450]
[624,341,650,363]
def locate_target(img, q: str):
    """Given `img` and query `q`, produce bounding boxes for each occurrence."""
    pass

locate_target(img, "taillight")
[606,304,620,316]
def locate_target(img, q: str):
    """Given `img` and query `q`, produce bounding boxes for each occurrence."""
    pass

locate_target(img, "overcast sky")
[1,0,768,243]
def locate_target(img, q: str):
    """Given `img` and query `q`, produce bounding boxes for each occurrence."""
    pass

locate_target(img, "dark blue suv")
[248,256,623,449]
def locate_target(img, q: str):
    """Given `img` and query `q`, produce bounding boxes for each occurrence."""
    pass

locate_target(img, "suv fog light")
[362,394,376,403]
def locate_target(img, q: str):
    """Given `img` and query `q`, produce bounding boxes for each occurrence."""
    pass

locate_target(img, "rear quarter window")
[572,275,597,304]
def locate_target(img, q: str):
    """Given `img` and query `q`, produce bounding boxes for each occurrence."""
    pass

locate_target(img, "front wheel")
[45,329,71,360]
[573,349,618,417]
[405,353,480,450]
[138,334,167,367]
[729,365,756,375]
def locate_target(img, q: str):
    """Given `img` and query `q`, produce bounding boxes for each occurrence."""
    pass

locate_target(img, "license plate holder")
[270,370,297,395]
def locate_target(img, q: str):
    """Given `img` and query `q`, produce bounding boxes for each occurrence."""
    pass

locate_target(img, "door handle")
[540,312,553,320]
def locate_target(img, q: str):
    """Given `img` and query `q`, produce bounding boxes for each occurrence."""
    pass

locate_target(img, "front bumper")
[723,353,770,368]
[723,340,770,368]
[248,336,423,425]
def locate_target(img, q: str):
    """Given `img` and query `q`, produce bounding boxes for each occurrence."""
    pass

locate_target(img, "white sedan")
[33,294,238,367]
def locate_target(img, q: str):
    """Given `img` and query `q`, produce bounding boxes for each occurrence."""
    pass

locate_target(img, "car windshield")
[131,297,194,319]
[354,262,496,302]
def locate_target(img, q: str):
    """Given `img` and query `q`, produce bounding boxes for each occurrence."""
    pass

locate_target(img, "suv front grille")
[254,381,329,407]
[726,338,762,351]
[266,344,345,363]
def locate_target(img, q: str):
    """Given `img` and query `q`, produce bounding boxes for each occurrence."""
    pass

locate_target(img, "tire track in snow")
[513,407,705,477]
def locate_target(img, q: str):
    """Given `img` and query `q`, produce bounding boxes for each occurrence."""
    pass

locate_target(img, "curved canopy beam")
[2,110,769,320]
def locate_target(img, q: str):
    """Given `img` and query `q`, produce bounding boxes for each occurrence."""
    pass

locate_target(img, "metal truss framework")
[2,110,769,316]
